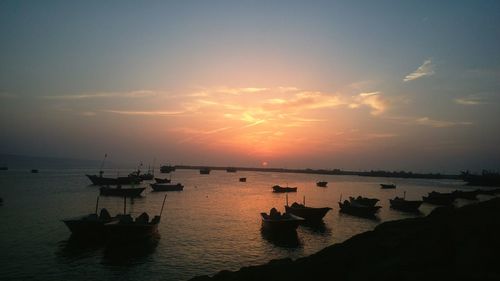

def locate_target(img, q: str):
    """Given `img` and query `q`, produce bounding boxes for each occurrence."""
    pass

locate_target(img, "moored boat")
[99,186,145,197]
[422,191,455,205]
[150,183,184,191]
[226,167,237,173]
[285,202,331,222]
[380,183,396,189]
[239,177,247,182]
[389,194,423,212]
[272,185,297,193]
[349,196,379,207]
[154,177,171,184]
[63,208,117,237]
[199,168,211,174]
[160,165,176,173]
[316,181,328,187]
[31,169,39,173]
[452,189,479,200]
[338,200,381,217]
[86,174,141,186]
[260,208,304,232]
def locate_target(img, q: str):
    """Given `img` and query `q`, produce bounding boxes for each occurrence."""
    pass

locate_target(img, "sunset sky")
[1,1,499,172]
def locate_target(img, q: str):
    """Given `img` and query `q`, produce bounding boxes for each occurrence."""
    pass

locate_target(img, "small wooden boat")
[150,183,184,191]
[104,194,168,241]
[154,177,171,184]
[226,167,237,173]
[199,168,211,174]
[62,197,118,237]
[349,196,379,207]
[272,185,297,193]
[86,174,141,185]
[285,199,331,222]
[316,181,328,187]
[260,208,304,232]
[99,186,145,197]
[0,166,8,171]
[339,200,381,217]
[389,193,422,212]
[380,183,396,189]
[452,190,479,200]
[422,191,455,205]
[160,165,176,173]
[31,169,39,173]
[239,177,247,182]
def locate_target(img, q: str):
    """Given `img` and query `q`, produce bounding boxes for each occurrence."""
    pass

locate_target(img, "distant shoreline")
[173,165,461,180]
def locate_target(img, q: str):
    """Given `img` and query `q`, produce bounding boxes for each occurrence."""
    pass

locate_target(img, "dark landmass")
[461,170,500,187]
[175,165,460,180]
[191,198,500,281]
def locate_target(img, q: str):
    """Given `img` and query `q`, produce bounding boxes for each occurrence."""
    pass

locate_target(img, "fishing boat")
[389,192,422,212]
[338,200,381,217]
[349,196,379,207]
[380,183,396,189]
[452,190,479,200]
[62,197,118,237]
[422,191,455,205]
[154,177,171,184]
[150,183,184,191]
[86,174,141,186]
[99,186,145,197]
[160,165,176,173]
[31,169,39,173]
[226,167,237,173]
[104,194,168,241]
[260,208,304,232]
[0,166,7,171]
[316,181,328,187]
[199,168,211,174]
[284,196,331,222]
[272,185,297,193]
[239,177,247,182]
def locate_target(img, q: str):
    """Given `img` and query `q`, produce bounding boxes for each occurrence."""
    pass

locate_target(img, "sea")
[0,165,493,281]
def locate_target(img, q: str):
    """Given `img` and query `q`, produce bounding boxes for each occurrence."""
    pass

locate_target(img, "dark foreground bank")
[191,198,500,281]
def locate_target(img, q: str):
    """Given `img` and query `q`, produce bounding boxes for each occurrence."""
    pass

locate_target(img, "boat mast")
[99,153,107,177]
[95,196,100,214]
[286,194,289,207]
[303,195,305,206]
[159,194,167,218]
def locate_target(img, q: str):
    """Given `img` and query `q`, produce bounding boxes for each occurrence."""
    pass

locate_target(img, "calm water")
[0,168,492,281]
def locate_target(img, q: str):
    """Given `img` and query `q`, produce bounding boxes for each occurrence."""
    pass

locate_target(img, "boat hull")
[285,206,331,222]
[86,174,141,186]
[339,202,381,217]
[154,178,171,184]
[99,187,145,197]
[380,184,396,189]
[260,213,303,232]
[389,199,423,212]
[272,186,297,193]
[150,183,184,191]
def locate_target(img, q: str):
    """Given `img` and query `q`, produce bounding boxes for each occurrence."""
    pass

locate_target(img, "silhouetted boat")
[86,174,141,186]
[316,181,328,187]
[31,169,39,173]
[389,194,422,212]
[154,177,171,184]
[452,190,479,200]
[104,194,167,241]
[339,200,381,217]
[99,186,145,197]
[260,208,304,232]
[150,183,184,191]
[0,166,7,171]
[285,200,331,222]
[272,185,297,193]
[422,191,455,205]
[63,208,117,237]
[160,165,176,173]
[199,168,211,174]
[380,183,396,189]
[349,196,379,207]
[226,167,237,173]
[239,177,247,182]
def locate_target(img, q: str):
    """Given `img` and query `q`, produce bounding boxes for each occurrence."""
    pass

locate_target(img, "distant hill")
[0,154,110,169]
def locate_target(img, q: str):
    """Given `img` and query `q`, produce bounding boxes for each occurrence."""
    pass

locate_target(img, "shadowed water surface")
[0,168,491,280]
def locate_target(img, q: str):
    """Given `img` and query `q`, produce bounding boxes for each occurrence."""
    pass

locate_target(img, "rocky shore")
[191,198,500,281]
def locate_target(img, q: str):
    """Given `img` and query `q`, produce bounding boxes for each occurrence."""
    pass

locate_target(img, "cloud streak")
[103,110,184,116]
[416,117,472,128]
[454,95,487,105]
[404,59,435,82]
[44,90,158,100]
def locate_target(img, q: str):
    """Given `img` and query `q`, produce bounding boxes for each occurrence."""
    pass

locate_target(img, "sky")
[1,1,499,173]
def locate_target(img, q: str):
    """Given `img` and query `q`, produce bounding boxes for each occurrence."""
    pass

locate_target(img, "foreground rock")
[191,198,500,281]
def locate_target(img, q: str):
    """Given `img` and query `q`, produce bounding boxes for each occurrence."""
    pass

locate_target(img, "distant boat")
[0,166,7,171]
[226,167,237,173]
[31,169,39,173]
[86,174,141,186]
[0,197,3,205]
[99,186,145,197]
[316,181,328,187]
[389,193,422,212]
[260,208,304,232]
[150,183,184,192]
[285,198,331,222]
[422,191,455,205]
[272,185,297,193]
[349,196,379,207]
[154,177,171,184]
[104,194,167,241]
[239,177,247,182]
[452,190,479,200]
[338,200,381,217]
[160,165,176,173]
[199,168,211,174]
[380,183,396,189]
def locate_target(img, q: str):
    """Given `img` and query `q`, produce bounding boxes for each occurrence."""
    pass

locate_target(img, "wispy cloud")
[103,110,184,116]
[454,95,487,106]
[404,59,435,82]
[44,90,158,100]
[351,92,389,115]
[416,117,472,128]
